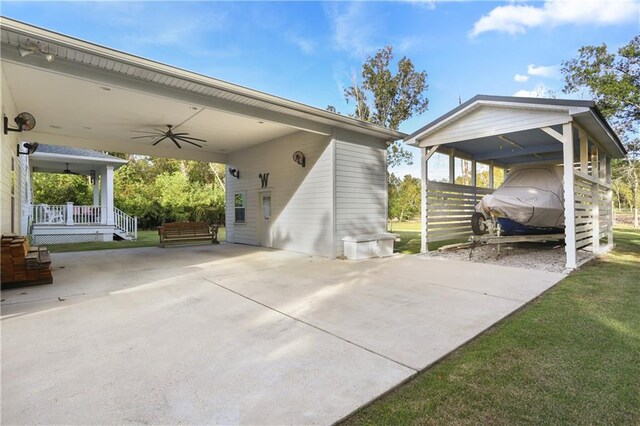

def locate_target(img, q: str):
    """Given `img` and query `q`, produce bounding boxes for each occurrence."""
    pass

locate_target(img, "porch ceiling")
[1,17,404,165]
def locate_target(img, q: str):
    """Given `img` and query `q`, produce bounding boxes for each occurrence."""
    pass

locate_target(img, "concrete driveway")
[1,244,564,424]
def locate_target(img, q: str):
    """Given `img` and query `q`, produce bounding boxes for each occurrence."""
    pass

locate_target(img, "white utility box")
[342,233,397,260]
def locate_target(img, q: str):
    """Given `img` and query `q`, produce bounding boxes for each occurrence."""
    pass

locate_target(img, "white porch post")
[66,202,74,225]
[563,123,577,269]
[100,165,114,225]
[93,171,100,206]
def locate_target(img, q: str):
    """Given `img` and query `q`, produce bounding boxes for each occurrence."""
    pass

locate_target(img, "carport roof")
[0,17,405,164]
[406,95,626,165]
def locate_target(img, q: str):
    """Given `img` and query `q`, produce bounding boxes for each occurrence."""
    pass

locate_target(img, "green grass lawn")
[342,226,640,425]
[389,221,468,254]
[47,228,226,253]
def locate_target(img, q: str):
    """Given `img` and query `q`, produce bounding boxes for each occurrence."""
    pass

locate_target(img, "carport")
[405,95,627,269]
[1,17,402,257]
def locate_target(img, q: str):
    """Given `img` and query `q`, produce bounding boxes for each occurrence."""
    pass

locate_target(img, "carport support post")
[563,123,577,269]
[421,147,428,253]
[606,156,613,248]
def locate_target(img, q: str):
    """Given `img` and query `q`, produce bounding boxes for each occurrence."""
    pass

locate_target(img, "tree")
[562,35,640,227]
[388,173,421,222]
[344,46,429,167]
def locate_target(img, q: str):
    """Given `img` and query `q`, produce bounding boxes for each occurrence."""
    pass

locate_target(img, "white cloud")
[470,0,639,37]
[513,84,556,98]
[288,34,315,54]
[527,64,560,78]
[325,3,377,57]
[514,74,529,82]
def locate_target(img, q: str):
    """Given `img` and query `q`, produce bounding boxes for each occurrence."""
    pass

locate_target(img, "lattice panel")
[32,234,103,245]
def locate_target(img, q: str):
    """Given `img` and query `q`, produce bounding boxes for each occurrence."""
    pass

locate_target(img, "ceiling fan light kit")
[130,124,207,149]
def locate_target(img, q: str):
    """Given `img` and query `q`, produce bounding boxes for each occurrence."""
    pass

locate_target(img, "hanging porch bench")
[157,222,219,247]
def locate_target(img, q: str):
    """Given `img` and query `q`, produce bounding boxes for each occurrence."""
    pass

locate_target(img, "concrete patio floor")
[1,244,565,424]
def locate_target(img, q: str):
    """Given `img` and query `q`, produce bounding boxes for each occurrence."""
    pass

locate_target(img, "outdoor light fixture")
[4,112,36,135]
[16,42,55,63]
[16,142,39,156]
[292,151,306,167]
[229,168,240,179]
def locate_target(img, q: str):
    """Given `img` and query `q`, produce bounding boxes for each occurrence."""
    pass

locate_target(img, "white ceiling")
[3,61,299,163]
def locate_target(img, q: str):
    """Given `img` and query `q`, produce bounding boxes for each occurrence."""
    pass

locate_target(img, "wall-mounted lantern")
[292,151,306,168]
[229,168,240,179]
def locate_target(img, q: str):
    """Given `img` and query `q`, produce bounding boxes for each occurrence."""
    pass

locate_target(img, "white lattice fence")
[32,234,103,245]
[426,181,493,243]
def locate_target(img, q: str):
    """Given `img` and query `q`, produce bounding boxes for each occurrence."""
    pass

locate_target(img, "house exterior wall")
[225,129,389,258]
[334,130,387,256]
[1,62,26,235]
[225,131,335,257]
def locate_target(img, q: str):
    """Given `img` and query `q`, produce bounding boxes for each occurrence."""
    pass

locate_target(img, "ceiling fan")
[130,124,206,149]
[63,163,80,175]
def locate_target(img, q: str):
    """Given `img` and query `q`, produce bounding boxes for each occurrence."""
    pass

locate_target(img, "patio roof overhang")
[0,17,404,164]
[30,144,127,176]
[405,95,626,166]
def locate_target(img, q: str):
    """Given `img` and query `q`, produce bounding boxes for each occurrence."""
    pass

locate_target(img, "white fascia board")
[31,152,128,165]
[1,17,405,142]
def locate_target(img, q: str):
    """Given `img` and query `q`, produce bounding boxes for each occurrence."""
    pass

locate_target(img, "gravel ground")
[428,242,594,273]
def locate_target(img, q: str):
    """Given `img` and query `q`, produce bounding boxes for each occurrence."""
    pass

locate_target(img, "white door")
[259,192,272,248]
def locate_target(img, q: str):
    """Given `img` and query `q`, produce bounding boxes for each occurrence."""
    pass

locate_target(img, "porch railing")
[32,203,137,240]
[114,206,138,240]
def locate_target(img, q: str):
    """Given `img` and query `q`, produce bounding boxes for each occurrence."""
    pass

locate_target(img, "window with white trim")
[234,192,246,223]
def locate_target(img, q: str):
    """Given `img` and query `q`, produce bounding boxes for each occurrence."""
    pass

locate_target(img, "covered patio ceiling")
[1,17,402,164]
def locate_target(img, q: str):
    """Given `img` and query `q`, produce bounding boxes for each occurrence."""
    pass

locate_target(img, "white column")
[563,123,577,269]
[579,131,589,173]
[66,202,74,225]
[420,147,427,253]
[448,148,455,183]
[93,171,100,206]
[101,165,114,225]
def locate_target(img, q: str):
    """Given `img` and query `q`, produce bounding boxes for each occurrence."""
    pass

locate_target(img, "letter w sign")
[259,173,269,188]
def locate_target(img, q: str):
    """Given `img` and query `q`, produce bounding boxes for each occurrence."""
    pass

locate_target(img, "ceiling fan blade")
[180,139,203,148]
[130,130,161,135]
[170,136,182,149]
[131,135,161,140]
[176,135,207,143]
[152,136,168,146]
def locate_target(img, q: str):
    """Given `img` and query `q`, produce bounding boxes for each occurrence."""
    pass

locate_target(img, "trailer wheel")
[471,212,488,235]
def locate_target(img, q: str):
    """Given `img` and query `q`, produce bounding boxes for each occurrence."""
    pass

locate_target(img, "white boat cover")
[476,165,565,228]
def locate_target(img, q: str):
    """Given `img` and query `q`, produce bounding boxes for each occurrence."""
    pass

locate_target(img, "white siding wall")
[225,131,334,257]
[423,106,571,146]
[334,130,387,256]
[1,62,24,235]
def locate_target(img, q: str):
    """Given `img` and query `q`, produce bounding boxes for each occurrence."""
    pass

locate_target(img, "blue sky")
[2,1,639,176]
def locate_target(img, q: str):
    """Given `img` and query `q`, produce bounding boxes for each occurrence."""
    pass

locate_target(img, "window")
[475,163,490,188]
[234,192,246,223]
